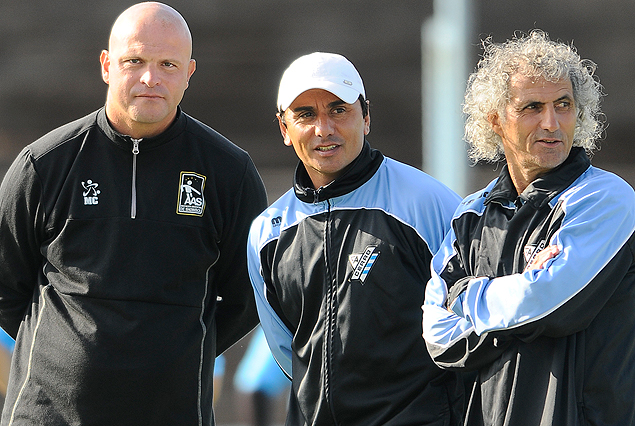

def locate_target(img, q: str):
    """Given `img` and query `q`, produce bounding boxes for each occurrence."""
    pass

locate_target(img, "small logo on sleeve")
[82,180,101,205]
[177,172,206,216]
[348,245,380,284]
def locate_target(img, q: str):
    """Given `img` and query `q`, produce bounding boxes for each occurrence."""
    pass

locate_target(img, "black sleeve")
[0,149,45,338]
[213,156,268,355]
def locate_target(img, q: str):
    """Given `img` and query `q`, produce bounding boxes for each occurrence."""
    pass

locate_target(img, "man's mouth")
[536,138,562,145]
[316,145,338,152]
[136,92,163,99]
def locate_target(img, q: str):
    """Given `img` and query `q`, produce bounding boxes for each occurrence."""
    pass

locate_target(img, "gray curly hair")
[463,29,604,163]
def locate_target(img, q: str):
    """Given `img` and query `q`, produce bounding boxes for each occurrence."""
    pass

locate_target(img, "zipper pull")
[132,139,140,155]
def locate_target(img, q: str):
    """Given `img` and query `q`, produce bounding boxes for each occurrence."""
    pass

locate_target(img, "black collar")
[96,107,187,152]
[486,147,591,209]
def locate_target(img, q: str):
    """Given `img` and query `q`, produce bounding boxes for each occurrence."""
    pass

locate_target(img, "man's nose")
[314,113,335,137]
[540,104,560,132]
[140,66,160,87]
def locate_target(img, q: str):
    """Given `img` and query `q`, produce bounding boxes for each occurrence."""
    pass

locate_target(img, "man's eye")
[163,62,176,68]
[122,59,142,67]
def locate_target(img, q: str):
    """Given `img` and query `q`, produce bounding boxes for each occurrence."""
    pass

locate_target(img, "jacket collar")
[486,147,591,209]
[293,141,384,203]
[96,107,187,151]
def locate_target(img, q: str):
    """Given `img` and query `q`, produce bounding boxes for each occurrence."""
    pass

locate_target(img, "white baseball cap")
[277,52,366,112]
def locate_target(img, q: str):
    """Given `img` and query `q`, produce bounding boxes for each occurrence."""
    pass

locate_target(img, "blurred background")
[1,1,634,424]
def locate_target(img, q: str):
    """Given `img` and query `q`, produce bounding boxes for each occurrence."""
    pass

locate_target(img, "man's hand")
[525,245,560,272]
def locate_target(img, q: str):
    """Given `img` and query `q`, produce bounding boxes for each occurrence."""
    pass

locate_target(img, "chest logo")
[177,172,206,216]
[524,239,547,265]
[82,180,101,205]
[348,245,380,284]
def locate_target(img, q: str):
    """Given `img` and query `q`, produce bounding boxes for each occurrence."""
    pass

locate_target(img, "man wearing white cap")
[247,52,464,425]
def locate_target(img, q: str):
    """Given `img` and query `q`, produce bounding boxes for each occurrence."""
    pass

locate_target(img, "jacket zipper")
[322,199,339,424]
[311,189,340,422]
[131,138,141,219]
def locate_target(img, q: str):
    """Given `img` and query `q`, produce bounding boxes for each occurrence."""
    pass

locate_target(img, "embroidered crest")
[177,172,206,216]
[349,245,380,284]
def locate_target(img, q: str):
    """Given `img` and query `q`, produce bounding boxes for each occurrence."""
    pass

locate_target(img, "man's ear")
[277,114,293,147]
[185,59,196,88]
[488,112,503,137]
[100,50,110,84]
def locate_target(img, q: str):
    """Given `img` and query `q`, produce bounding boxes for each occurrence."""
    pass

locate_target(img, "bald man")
[0,3,267,425]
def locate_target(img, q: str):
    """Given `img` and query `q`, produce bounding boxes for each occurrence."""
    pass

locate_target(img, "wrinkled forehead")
[502,65,574,104]
[509,72,572,88]
[505,56,572,87]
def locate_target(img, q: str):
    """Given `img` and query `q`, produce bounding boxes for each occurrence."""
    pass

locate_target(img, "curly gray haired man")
[463,29,603,164]
[422,29,635,426]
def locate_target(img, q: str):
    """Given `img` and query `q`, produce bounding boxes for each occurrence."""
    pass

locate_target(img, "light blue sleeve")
[425,169,635,347]
[459,170,635,335]
[422,224,475,347]
[424,170,635,354]
[247,213,294,378]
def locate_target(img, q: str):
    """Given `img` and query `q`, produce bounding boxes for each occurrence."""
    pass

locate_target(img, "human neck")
[106,114,173,139]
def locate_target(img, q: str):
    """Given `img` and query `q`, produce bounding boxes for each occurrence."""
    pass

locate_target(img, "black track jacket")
[0,108,267,426]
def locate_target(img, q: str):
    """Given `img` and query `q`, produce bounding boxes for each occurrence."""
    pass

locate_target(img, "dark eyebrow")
[328,100,347,108]
[293,99,346,112]
[554,94,574,103]
[291,99,348,114]
[521,94,573,109]
[290,106,315,115]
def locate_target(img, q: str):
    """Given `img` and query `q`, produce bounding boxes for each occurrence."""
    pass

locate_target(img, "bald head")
[100,2,196,138]
[109,2,192,59]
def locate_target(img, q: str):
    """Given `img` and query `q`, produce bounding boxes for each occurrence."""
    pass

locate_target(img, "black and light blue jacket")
[422,148,635,426]
[248,142,464,426]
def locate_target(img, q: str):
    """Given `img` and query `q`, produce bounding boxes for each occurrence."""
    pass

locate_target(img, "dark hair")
[359,95,370,118]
